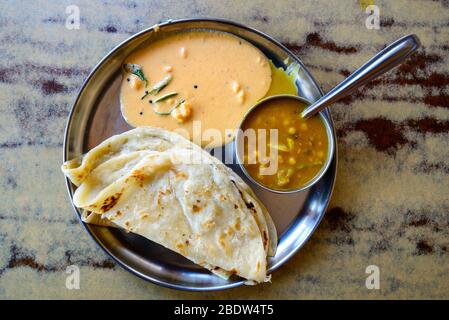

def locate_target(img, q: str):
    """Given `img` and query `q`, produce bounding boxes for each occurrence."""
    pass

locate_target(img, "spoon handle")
[301,34,421,118]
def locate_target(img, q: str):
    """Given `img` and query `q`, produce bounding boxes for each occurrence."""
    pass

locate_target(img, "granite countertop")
[0,0,448,299]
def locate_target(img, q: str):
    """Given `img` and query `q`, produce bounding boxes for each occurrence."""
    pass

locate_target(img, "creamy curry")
[120,30,274,146]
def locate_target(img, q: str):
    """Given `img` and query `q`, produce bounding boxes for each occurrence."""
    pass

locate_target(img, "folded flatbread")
[62,127,277,283]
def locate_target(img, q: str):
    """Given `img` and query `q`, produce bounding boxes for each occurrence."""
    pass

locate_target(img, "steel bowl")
[235,94,335,194]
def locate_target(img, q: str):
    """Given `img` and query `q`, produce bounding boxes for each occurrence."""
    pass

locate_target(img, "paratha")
[62,127,277,283]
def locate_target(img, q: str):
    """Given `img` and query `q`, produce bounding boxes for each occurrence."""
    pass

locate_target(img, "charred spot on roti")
[100,192,122,212]
[156,190,168,206]
[193,188,212,197]
[263,231,268,247]
[201,218,215,229]
[225,227,234,236]
[245,201,255,210]
[232,181,254,211]
[130,168,146,187]
[175,170,188,180]
[247,224,257,237]
[192,204,201,213]
[176,243,185,252]
[139,212,149,219]
[218,233,226,246]
[241,198,261,223]
[234,217,241,231]
[231,181,257,212]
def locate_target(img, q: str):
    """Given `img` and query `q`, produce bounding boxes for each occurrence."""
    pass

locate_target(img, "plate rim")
[63,17,338,291]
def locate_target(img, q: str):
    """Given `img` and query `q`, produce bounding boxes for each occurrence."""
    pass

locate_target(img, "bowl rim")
[234,94,335,194]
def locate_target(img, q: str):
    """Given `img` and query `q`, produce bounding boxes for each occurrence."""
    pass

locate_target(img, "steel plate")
[63,18,337,291]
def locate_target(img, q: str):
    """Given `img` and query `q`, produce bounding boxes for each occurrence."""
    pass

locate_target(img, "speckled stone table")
[0,0,448,299]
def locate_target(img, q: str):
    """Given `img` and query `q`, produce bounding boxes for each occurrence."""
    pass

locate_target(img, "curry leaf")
[152,99,184,116]
[123,63,148,87]
[141,74,172,100]
[153,92,178,103]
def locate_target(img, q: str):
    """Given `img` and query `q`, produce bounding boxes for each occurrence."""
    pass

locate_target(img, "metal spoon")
[300,34,421,119]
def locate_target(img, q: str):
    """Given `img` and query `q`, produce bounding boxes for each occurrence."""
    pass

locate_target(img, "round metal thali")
[63,18,337,291]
